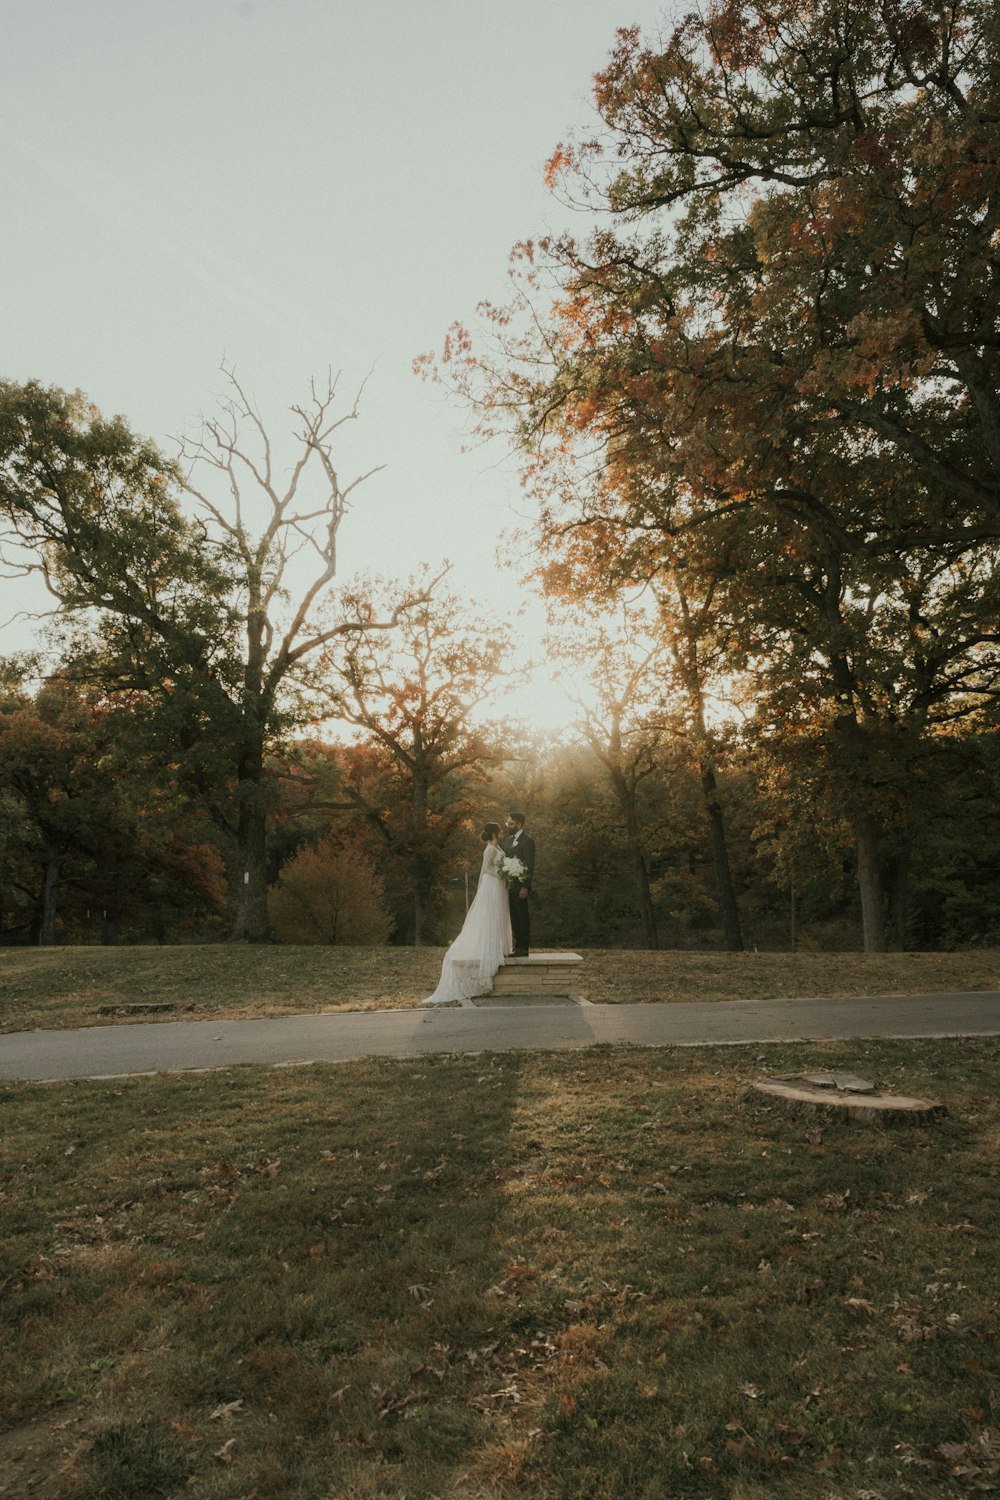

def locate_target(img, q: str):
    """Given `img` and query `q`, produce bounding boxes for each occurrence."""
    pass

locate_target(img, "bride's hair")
[480,821,501,842]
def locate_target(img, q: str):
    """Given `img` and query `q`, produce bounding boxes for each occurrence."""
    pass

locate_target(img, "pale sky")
[2,0,671,727]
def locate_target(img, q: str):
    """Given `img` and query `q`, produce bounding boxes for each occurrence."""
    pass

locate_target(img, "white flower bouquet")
[500,855,528,889]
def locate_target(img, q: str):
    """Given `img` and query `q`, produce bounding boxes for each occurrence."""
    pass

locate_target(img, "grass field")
[1,944,998,1032]
[2,1037,998,1498]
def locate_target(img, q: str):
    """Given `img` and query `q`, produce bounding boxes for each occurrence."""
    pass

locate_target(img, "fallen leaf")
[210,1399,244,1421]
[213,1438,237,1462]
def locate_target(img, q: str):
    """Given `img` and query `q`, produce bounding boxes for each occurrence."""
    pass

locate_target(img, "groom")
[503,811,535,957]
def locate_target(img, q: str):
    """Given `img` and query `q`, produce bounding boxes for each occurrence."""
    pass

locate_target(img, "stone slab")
[491,979,576,994]
[490,951,584,999]
[470,994,581,1008]
[501,952,583,966]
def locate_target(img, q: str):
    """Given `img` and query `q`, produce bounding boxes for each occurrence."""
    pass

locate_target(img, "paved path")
[1,990,998,1081]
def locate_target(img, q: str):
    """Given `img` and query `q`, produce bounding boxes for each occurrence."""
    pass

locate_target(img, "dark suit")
[503,829,535,954]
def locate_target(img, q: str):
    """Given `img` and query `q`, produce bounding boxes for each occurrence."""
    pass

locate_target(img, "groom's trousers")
[509,887,530,954]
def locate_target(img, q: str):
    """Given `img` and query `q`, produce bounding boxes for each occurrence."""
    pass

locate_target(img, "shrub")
[268,837,392,944]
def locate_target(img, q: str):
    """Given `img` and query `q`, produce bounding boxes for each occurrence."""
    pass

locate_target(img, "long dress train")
[422,842,512,1005]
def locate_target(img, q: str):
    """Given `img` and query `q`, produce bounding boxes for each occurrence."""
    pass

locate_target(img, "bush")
[268,837,392,944]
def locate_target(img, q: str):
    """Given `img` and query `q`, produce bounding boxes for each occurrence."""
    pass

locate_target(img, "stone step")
[490,951,583,998]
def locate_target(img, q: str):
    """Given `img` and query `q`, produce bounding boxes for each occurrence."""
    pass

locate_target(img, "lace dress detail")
[422,843,512,1005]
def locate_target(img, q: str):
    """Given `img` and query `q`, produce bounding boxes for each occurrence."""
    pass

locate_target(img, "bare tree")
[176,369,440,940]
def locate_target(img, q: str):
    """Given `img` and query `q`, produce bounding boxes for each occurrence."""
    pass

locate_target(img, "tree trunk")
[699,762,744,952]
[632,843,659,949]
[410,773,430,946]
[626,823,659,949]
[854,811,887,952]
[887,840,911,951]
[232,737,270,942]
[411,870,434,946]
[668,587,744,953]
[39,853,61,945]
[609,769,659,949]
[831,699,889,953]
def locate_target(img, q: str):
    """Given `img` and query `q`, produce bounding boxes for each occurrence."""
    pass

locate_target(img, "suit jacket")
[503,830,535,884]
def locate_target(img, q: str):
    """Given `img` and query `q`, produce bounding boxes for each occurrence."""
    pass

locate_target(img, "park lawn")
[1,1038,998,1499]
[1,944,998,1033]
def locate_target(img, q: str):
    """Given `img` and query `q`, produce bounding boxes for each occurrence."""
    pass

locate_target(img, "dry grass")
[579,946,1000,1005]
[2,1038,998,1498]
[0,945,444,1032]
[0,943,997,1034]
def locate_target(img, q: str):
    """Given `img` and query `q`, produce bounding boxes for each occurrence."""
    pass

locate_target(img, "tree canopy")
[423,0,1000,951]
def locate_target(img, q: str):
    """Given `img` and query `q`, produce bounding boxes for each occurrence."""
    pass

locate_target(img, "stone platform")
[475,951,584,1004]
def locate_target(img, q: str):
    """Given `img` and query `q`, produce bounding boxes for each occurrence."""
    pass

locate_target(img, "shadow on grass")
[0,1054,529,1498]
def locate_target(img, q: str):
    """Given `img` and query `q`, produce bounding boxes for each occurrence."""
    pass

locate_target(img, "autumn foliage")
[268,836,392,946]
[424,0,1000,952]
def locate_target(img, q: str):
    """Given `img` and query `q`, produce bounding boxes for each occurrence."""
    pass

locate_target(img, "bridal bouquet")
[500,855,528,889]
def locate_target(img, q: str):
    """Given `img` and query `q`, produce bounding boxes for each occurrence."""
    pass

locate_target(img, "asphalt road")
[2,990,998,1081]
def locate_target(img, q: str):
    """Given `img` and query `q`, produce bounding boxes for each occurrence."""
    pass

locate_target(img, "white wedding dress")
[422,841,512,1005]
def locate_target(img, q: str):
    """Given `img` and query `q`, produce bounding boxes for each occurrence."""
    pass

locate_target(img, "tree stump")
[746,1073,946,1126]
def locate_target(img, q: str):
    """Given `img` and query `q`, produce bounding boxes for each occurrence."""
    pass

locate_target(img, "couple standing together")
[422,812,536,1006]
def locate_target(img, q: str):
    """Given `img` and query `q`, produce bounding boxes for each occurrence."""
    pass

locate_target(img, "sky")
[1,0,672,728]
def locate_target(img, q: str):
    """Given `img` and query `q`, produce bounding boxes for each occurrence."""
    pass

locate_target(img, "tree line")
[1,587,997,952]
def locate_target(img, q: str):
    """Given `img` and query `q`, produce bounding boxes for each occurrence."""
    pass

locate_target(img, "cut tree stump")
[747,1073,946,1125]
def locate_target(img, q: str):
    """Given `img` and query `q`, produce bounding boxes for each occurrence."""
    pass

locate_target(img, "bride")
[422,823,512,1005]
